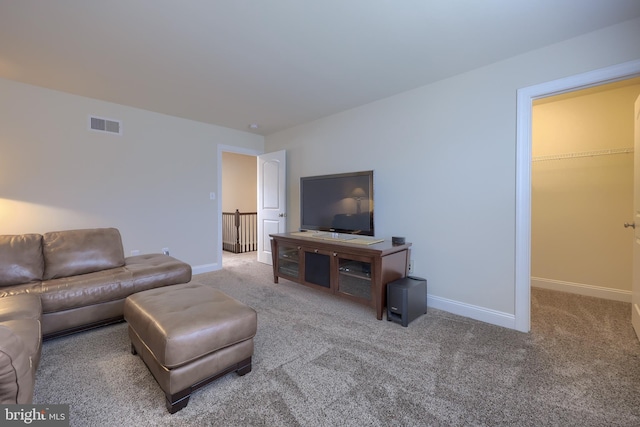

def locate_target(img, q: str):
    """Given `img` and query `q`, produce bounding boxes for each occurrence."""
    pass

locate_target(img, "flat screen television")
[300,170,374,236]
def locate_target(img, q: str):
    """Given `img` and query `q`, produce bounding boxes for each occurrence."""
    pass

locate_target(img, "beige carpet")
[33,252,640,426]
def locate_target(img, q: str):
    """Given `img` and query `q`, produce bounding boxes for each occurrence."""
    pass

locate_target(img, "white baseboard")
[427,295,517,330]
[192,263,220,275]
[531,277,631,303]
[188,262,519,330]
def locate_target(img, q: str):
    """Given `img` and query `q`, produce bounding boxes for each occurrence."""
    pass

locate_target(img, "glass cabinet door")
[336,256,372,301]
[277,245,300,279]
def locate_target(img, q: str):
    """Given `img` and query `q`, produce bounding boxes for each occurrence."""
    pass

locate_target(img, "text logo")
[1,405,69,426]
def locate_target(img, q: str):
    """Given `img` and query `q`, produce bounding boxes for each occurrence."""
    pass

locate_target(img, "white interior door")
[257,150,286,265]
[632,95,640,341]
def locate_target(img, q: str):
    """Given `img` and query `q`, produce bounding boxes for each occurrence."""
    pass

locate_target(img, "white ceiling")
[1,1,639,136]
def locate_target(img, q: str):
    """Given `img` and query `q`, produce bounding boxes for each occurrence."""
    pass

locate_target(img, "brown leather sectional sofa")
[0,228,192,404]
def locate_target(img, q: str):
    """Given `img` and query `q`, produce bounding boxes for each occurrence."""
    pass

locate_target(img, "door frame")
[216,144,262,269]
[633,94,640,341]
[515,59,640,332]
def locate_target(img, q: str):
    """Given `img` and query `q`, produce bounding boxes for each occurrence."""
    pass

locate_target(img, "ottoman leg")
[237,357,252,376]
[164,356,253,414]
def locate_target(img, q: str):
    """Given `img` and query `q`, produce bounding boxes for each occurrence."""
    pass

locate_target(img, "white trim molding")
[531,277,631,303]
[191,263,220,276]
[428,296,516,330]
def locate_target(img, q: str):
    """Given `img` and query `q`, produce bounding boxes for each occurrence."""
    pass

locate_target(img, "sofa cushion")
[40,267,133,314]
[0,234,44,287]
[0,294,42,323]
[125,254,192,293]
[42,228,125,280]
[0,283,43,300]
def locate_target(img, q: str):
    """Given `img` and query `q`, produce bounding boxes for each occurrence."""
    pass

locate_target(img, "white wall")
[265,17,640,326]
[0,78,264,269]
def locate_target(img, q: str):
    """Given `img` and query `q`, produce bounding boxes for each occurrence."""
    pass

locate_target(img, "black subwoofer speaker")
[387,276,427,327]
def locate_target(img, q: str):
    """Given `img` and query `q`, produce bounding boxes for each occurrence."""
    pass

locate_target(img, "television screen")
[300,170,374,236]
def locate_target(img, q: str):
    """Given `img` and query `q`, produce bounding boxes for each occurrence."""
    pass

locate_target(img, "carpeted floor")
[33,252,640,426]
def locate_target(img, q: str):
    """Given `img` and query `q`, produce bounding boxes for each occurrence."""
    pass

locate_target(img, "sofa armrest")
[0,324,35,404]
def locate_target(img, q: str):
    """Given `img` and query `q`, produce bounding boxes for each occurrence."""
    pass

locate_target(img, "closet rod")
[532,147,634,162]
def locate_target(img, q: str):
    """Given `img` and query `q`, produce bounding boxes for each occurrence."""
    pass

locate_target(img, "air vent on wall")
[89,116,122,135]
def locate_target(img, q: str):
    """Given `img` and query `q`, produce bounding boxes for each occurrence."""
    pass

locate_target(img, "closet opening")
[514,59,640,332]
[531,79,640,303]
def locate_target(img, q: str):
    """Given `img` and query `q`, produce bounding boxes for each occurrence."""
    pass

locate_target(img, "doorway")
[221,151,258,254]
[217,145,260,269]
[531,79,640,302]
[515,59,640,333]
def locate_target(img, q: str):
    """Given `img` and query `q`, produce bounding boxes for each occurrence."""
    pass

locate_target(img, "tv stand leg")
[270,238,279,284]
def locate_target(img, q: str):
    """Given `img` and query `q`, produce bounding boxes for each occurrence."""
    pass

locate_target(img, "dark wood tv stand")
[269,232,411,320]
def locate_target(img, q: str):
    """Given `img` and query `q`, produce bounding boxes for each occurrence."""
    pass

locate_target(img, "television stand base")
[270,232,411,320]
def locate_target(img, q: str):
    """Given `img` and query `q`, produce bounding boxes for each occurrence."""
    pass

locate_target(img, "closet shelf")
[532,147,634,162]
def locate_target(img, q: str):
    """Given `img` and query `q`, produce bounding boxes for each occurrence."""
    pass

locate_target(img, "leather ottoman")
[123,282,257,413]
